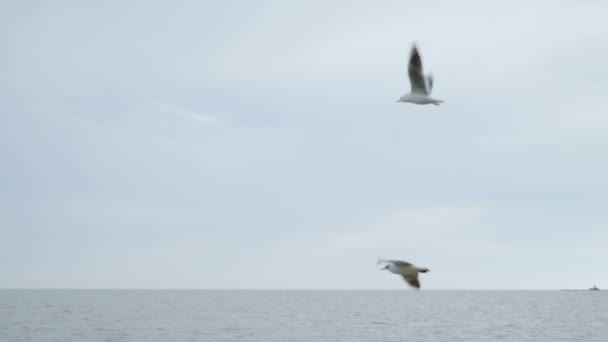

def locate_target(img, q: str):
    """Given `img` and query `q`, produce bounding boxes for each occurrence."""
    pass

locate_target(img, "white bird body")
[397,44,444,106]
[384,262,402,274]
[398,93,443,105]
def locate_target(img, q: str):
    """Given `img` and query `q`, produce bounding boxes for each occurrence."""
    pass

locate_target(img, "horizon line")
[0,288,597,291]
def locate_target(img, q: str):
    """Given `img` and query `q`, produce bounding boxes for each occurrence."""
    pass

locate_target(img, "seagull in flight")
[397,44,443,105]
[378,259,430,289]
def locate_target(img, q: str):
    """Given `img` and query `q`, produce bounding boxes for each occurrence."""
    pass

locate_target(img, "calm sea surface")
[1,290,607,341]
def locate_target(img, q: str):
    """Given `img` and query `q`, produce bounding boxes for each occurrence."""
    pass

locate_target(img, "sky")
[1,0,608,289]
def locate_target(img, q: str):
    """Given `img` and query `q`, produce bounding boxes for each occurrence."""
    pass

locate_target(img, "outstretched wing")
[377,259,412,267]
[401,272,420,289]
[408,45,429,95]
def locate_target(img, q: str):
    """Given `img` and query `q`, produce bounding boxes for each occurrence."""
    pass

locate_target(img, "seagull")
[397,44,444,105]
[378,259,430,289]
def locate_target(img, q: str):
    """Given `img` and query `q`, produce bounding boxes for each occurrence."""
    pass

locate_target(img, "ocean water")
[1,290,607,341]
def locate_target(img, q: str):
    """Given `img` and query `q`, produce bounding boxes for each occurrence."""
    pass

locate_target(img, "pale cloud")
[151,102,232,126]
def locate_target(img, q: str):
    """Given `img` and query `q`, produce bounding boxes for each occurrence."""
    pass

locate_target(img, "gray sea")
[1,290,607,341]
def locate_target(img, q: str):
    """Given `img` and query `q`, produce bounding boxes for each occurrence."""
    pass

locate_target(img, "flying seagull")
[397,44,443,105]
[378,259,430,289]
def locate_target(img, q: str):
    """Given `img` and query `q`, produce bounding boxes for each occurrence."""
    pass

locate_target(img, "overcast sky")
[1,0,608,289]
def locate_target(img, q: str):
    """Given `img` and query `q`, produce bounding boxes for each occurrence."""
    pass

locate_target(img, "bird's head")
[380,265,389,271]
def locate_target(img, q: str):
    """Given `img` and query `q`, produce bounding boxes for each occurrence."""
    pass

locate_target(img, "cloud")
[151,102,231,126]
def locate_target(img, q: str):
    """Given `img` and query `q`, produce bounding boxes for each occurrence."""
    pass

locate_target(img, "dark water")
[1,290,607,341]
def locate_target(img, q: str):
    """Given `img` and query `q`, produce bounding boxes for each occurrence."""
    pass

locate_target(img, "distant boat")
[589,285,600,291]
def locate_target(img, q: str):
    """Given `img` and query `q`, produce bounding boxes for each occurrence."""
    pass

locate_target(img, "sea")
[1,290,606,341]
